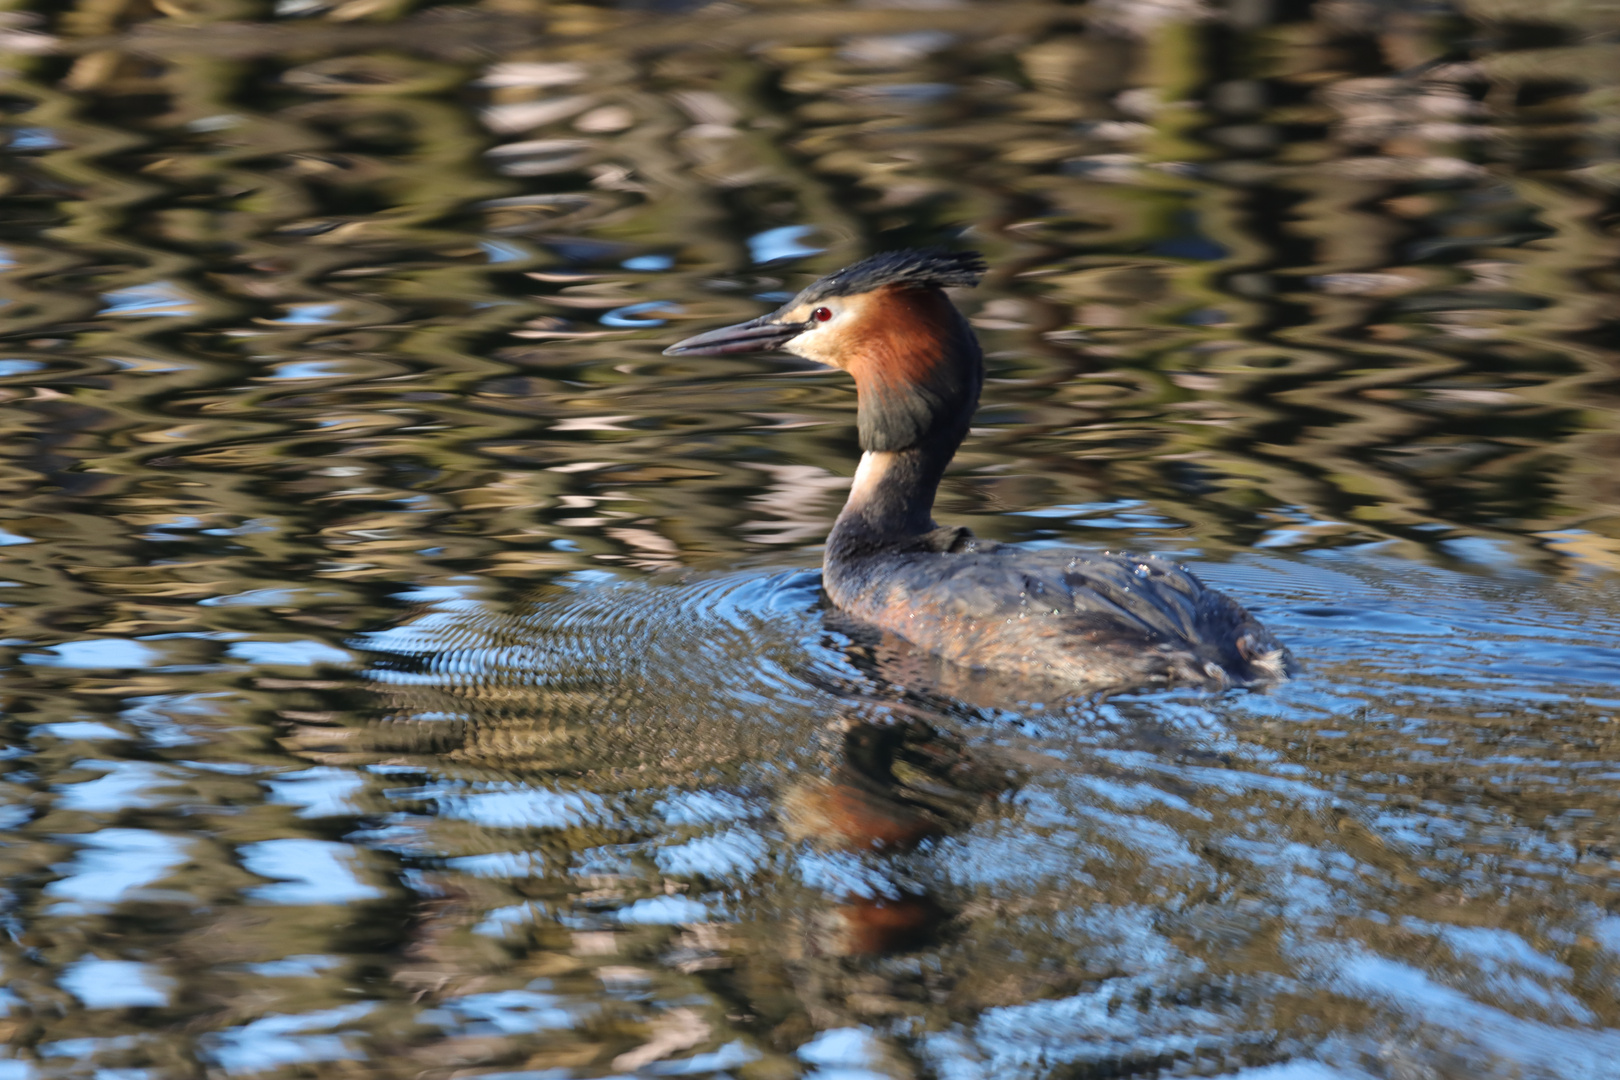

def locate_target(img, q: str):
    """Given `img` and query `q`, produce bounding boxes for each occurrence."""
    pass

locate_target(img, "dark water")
[2,1,1620,1077]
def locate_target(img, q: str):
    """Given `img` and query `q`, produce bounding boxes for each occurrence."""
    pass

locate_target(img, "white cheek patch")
[782,331,836,366]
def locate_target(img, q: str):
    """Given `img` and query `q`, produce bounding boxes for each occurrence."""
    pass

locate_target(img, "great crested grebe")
[665,249,1292,691]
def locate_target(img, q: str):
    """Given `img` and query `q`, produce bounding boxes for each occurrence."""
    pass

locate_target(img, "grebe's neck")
[823,285,983,554]
[829,446,953,549]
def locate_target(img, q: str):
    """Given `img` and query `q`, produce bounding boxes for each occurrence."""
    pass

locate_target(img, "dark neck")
[830,446,955,549]
[828,292,982,552]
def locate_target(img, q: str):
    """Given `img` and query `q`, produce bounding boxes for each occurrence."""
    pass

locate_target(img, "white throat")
[831,448,940,539]
[847,450,893,508]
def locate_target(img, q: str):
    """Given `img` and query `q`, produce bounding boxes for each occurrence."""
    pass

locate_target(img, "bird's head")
[665,249,987,452]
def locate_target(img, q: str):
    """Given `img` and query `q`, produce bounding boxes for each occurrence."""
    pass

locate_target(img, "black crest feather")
[795,248,985,306]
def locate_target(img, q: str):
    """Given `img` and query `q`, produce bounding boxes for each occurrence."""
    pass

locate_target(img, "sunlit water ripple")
[323,549,1620,1078]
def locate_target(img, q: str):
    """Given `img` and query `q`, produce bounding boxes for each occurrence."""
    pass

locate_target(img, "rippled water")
[2,0,1619,1077]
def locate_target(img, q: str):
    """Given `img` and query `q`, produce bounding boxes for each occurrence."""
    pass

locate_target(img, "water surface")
[1,1,1619,1077]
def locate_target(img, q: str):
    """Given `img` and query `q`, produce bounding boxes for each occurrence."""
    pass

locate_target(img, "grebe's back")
[825,523,1289,690]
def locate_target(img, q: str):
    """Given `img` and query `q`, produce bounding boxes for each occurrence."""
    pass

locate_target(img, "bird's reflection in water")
[780,711,1020,958]
[713,706,1022,1054]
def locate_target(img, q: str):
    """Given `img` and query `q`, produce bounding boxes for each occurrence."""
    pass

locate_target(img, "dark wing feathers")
[1058,556,1207,643]
[900,551,1208,642]
[881,549,1279,667]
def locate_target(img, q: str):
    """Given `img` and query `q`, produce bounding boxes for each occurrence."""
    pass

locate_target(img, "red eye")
[812,307,833,323]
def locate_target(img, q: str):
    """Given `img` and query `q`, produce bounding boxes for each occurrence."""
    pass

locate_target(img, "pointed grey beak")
[662,313,809,356]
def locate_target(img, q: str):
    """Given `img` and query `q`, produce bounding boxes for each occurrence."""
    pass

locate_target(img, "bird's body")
[825,517,1288,690]
[666,249,1292,692]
